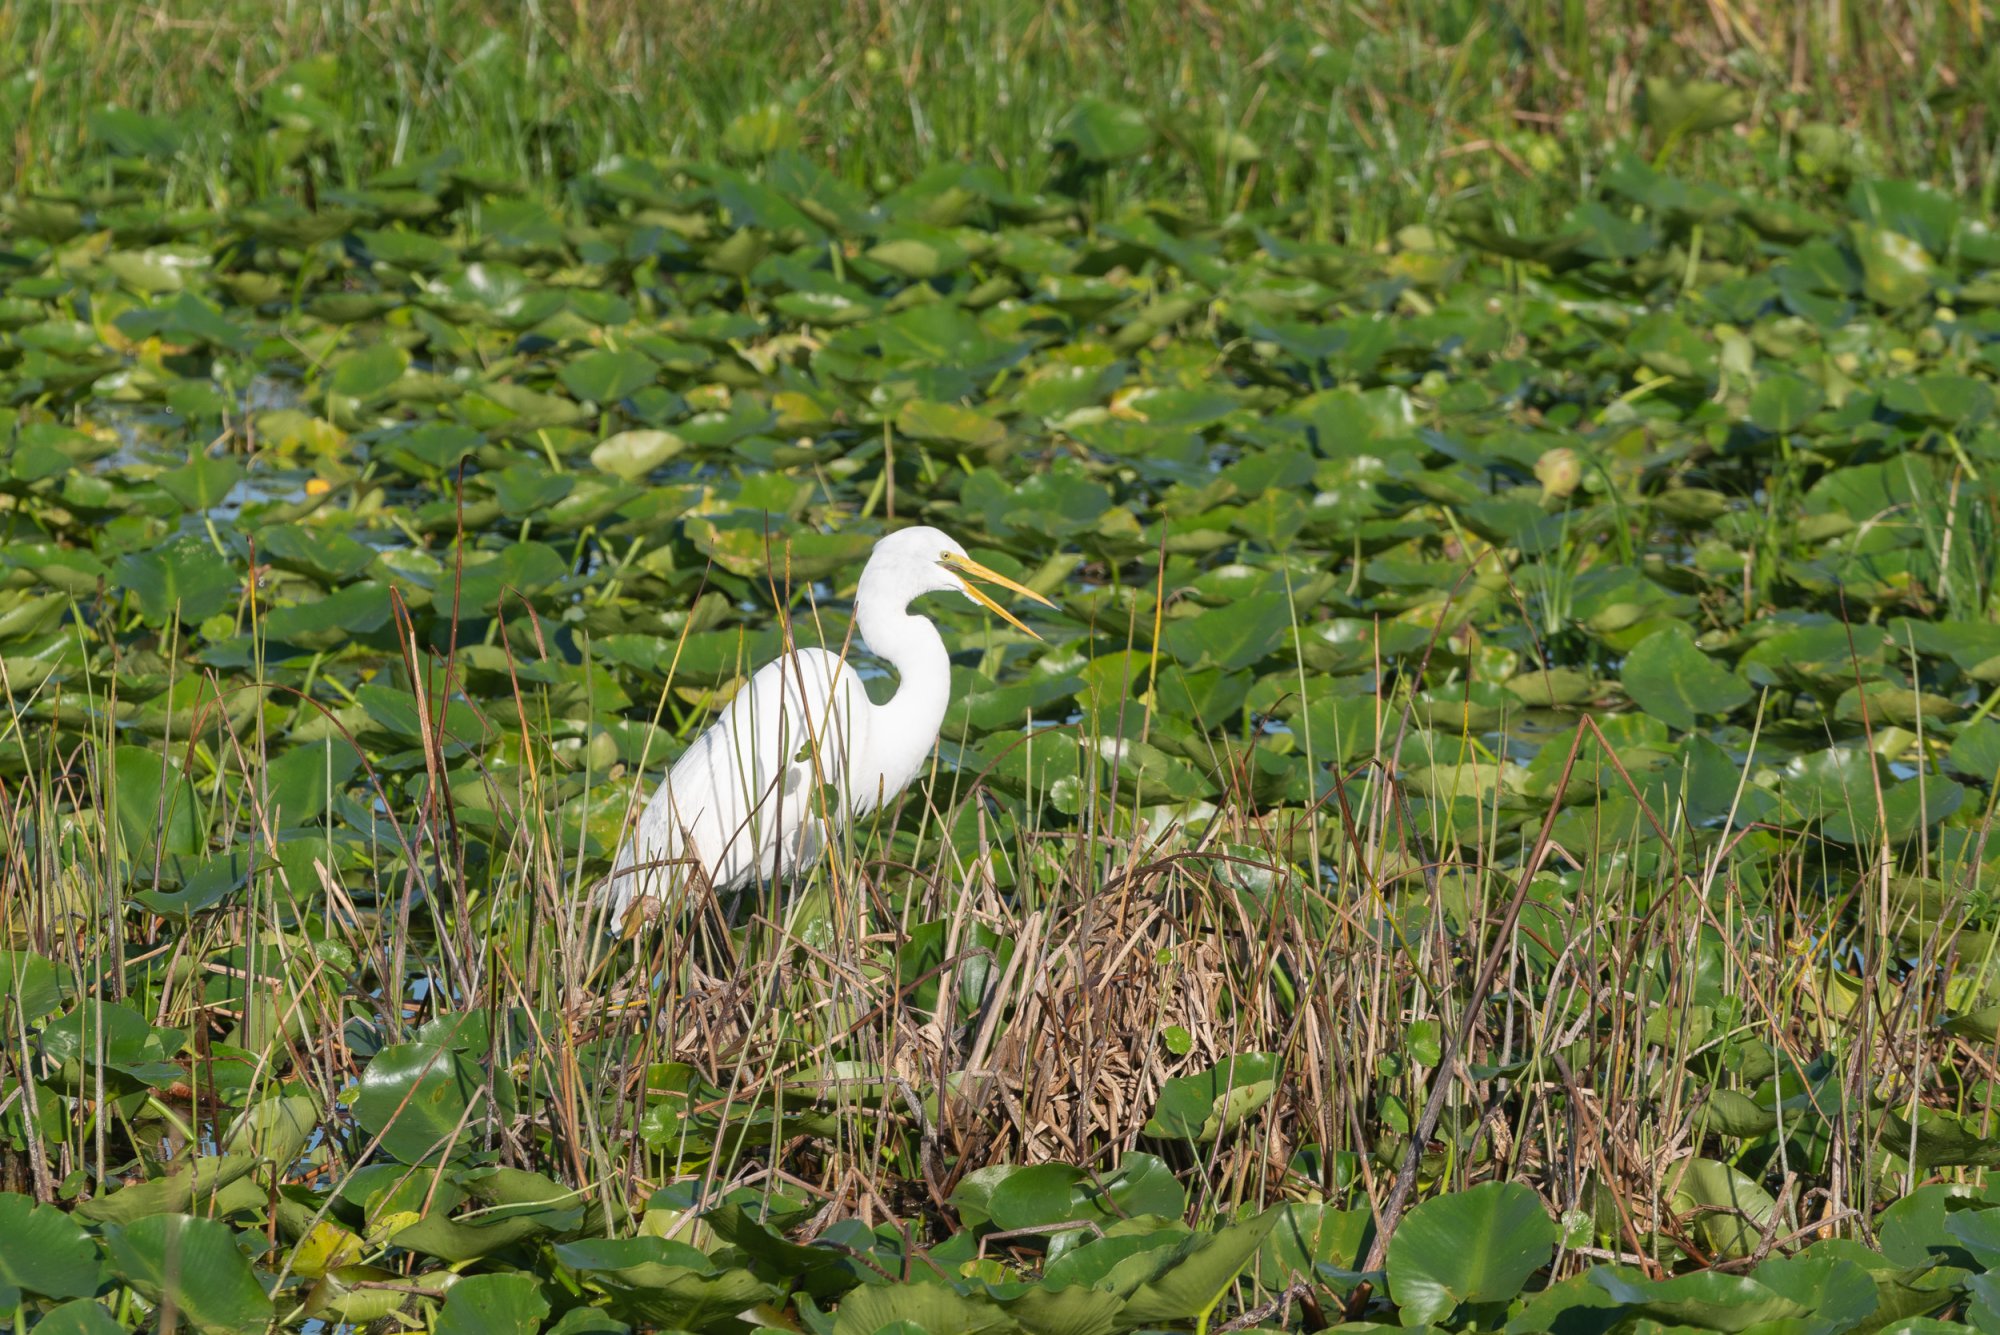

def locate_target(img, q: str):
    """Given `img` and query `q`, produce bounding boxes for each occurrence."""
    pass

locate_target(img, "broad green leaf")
[435,1272,550,1335]
[1504,667,1597,708]
[1620,625,1751,731]
[74,1153,260,1224]
[257,523,376,583]
[1948,719,2000,783]
[258,581,390,651]
[559,347,658,404]
[156,456,244,511]
[130,847,250,919]
[591,428,686,480]
[1587,1268,1810,1331]
[1120,1211,1279,1326]
[1159,593,1293,672]
[832,1283,1011,1335]
[1821,776,1964,845]
[867,227,969,280]
[110,744,203,859]
[116,535,241,625]
[1849,222,1935,307]
[1643,76,1748,141]
[979,1153,1185,1235]
[722,102,801,159]
[1255,1203,1369,1288]
[1040,1227,1192,1296]
[1750,1255,1880,1331]
[103,1214,274,1335]
[895,397,1007,450]
[352,1041,486,1164]
[1055,97,1151,163]
[1670,1157,1779,1260]
[330,342,411,400]
[25,1302,127,1335]
[1850,177,1960,255]
[1749,374,1824,434]
[89,105,183,157]
[225,1093,321,1166]
[1884,1103,2000,1169]
[1141,1053,1278,1143]
[264,739,363,822]
[0,950,66,1021]
[1883,373,1995,428]
[1876,1185,1971,1268]
[0,1192,102,1303]
[1946,1205,2000,1269]
[117,291,251,350]
[1385,1182,1558,1325]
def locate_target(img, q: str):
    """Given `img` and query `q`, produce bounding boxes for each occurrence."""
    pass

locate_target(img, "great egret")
[607,527,1052,926]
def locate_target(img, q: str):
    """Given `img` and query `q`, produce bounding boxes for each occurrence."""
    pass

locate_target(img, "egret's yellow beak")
[942,553,1055,640]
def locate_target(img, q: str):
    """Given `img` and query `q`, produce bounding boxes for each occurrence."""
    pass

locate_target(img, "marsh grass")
[6,0,2000,238]
[6,2,2000,1312]
[4,526,1993,1286]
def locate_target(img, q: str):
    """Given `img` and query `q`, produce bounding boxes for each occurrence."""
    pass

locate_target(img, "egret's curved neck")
[854,587,951,796]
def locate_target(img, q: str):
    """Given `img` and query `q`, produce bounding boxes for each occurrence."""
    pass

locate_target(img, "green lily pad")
[895,398,1007,450]
[1620,625,1751,731]
[1386,1183,1558,1326]
[591,429,686,480]
[560,347,660,404]
[435,1272,550,1335]
[1142,1053,1279,1143]
[0,1192,102,1304]
[103,1214,274,1335]
[352,1042,488,1164]
[330,342,412,400]
[1055,97,1151,163]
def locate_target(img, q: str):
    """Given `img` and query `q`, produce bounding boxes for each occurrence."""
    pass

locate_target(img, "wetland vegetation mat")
[18,7,2000,1332]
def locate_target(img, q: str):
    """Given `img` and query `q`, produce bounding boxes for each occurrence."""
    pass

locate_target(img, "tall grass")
[5,0,2000,238]
[5,0,1999,1279]
[4,538,1987,1272]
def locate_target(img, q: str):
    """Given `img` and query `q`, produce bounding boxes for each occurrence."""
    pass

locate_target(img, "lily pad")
[1620,625,1751,731]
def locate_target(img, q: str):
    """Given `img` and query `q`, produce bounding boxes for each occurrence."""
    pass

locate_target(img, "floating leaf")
[103,1214,275,1335]
[110,744,203,859]
[1883,373,1995,428]
[1670,1158,1779,1260]
[1142,1053,1279,1143]
[895,398,1007,450]
[1620,625,1751,731]
[1120,1211,1279,1327]
[591,428,686,480]
[330,342,411,400]
[435,1272,550,1335]
[116,536,241,625]
[1749,374,1825,434]
[1588,1268,1809,1330]
[352,1042,487,1164]
[1385,1183,1559,1325]
[1159,593,1293,672]
[1643,77,1748,142]
[1055,97,1152,163]
[1850,222,1936,307]
[0,1192,102,1304]
[560,347,659,404]
[24,1301,127,1335]
[722,102,801,159]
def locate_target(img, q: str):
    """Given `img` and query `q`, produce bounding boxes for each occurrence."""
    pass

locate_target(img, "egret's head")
[862,526,1053,637]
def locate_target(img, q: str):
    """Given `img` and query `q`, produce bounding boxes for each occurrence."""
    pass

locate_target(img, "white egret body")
[607,527,1049,924]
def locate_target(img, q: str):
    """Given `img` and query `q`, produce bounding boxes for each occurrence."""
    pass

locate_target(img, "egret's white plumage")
[607,527,1049,925]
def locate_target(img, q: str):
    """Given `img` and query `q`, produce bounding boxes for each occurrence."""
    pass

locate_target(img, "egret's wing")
[613,648,866,911]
